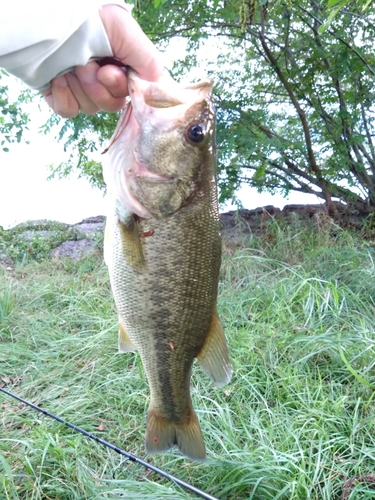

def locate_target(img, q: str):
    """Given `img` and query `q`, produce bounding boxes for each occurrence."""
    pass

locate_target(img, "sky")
[0,95,108,229]
[0,135,107,229]
[0,74,322,230]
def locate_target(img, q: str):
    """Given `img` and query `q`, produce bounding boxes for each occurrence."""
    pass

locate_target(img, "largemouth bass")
[103,70,232,461]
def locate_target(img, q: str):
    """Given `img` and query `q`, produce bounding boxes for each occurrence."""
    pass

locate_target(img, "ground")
[0,201,368,266]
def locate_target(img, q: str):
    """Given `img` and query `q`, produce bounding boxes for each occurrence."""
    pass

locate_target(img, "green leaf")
[327,0,343,7]
[318,8,340,33]
[0,455,13,483]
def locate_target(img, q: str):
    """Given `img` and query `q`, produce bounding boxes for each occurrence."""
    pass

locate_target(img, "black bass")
[103,70,232,461]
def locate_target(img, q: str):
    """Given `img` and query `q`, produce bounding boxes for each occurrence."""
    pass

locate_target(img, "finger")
[117,17,163,82]
[41,76,80,118]
[96,65,128,98]
[119,29,162,82]
[100,6,164,82]
[64,72,100,115]
[75,62,128,112]
[41,88,54,111]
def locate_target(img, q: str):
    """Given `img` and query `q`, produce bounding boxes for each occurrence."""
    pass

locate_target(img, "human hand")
[41,4,163,118]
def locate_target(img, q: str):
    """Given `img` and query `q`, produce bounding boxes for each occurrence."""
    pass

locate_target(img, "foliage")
[1,223,375,498]
[321,0,372,31]
[0,221,82,263]
[131,0,375,214]
[0,71,31,152]
[42,110,118,189]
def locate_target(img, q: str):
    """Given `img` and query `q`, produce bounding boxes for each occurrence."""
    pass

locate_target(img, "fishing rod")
[0,387,219,500]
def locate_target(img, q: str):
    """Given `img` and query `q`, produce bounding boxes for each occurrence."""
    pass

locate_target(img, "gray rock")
[20,230,59,242]
[50,238,99,260]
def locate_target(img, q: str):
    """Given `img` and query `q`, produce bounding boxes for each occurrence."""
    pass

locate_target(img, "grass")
[1,217,375,499]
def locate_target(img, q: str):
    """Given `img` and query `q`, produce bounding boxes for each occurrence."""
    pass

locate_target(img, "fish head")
[103,70,215,220]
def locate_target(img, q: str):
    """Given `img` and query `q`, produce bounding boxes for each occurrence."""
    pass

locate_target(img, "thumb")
[99,4,164,82]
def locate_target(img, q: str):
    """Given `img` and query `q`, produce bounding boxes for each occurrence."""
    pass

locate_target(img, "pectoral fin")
[118,321,136,352]
[197,310,232,387]
[116,204,146,272]
[105,204,146,272]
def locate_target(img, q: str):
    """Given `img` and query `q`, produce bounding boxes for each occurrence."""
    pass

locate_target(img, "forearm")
[0,1,127,90]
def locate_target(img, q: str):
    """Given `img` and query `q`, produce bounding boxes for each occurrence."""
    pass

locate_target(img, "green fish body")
[103,71,232,461]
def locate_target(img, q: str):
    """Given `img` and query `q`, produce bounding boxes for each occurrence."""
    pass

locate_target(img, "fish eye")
[187,123,206,144]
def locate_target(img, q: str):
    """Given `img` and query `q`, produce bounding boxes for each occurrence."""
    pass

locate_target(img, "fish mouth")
[132,156,174,183]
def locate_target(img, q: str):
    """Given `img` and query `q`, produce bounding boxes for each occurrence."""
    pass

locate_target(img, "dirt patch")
[341,473,375,499]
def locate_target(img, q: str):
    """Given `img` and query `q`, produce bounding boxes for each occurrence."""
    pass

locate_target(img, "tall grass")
[0,285,13,323]
[1,219,375,499]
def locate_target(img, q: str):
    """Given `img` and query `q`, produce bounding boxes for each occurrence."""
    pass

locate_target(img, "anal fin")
[118,321,136,352]
[197,310,232,387]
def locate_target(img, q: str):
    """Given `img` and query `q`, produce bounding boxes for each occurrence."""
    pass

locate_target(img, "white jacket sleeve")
[0,1,129,90]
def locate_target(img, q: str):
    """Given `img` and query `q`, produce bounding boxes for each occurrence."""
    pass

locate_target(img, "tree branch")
[298,4,375,77]
[359,79,375,165]
[303,2,374,192]
[258,9,320,181]
[240,157,369,211]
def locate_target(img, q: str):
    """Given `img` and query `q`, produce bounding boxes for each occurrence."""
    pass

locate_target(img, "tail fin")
[145,407,206,461]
